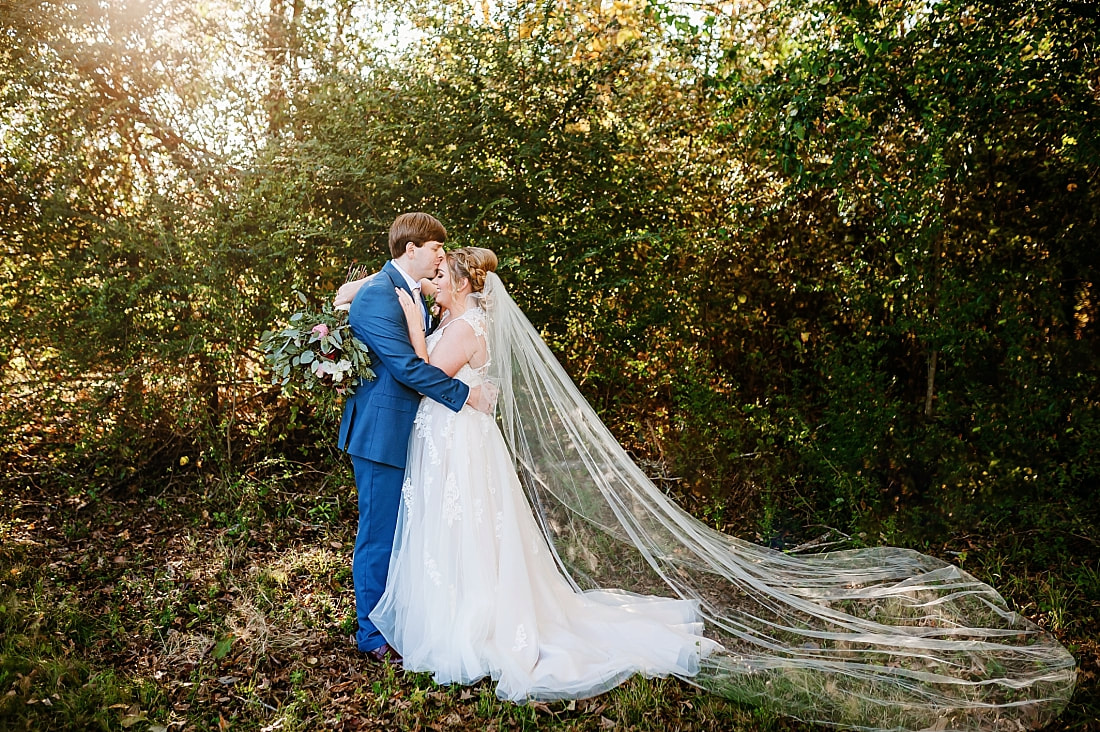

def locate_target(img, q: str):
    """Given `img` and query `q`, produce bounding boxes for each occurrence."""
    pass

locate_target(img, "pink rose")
[311,323,329,338]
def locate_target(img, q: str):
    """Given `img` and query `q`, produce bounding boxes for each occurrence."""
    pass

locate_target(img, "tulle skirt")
[369,398,718,701]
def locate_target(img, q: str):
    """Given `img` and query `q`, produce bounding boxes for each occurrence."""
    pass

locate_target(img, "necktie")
[412,287,428,330]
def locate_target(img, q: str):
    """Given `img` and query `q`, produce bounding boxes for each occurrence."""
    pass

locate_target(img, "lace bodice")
[426,307,490,387]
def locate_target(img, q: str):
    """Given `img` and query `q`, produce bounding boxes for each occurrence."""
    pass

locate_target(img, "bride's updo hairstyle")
[447,246,498,294]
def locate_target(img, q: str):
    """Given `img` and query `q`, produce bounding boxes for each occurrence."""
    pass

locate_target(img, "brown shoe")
[365,642,402,666]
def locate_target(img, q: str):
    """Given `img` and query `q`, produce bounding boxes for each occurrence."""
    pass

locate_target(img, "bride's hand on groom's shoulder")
[335,275,372,308]
[333,281,358,308]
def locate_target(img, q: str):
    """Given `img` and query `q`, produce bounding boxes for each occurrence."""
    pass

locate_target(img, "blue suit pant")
[351,455,404,652]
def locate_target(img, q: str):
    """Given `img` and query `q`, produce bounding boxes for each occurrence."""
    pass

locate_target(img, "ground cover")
[1,459,1095,731]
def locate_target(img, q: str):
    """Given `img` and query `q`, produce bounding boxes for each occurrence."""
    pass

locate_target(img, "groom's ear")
[404,240,417,257]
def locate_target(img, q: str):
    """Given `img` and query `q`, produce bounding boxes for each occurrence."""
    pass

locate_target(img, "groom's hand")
[466,383,498,415]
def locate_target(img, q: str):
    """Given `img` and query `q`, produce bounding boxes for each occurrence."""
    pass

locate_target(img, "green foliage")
[1,0,1097,544]
[717,0,1100,533]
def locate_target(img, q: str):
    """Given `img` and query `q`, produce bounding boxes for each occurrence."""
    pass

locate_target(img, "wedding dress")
[372,275,1076,730]
[370,306,719,700]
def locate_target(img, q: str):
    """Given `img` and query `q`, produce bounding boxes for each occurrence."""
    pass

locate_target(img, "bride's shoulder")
[459,307,487,336]
[435,310,486,344]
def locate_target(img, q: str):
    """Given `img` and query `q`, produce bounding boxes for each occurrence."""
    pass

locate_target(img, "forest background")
[1,0,1098,729]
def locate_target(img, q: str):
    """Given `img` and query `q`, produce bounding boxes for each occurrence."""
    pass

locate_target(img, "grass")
[0,457,1096,731]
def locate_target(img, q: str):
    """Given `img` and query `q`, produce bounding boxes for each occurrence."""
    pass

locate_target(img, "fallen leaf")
[119,706,147,728]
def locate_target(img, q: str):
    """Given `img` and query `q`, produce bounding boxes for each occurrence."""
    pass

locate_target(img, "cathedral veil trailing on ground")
[481,272,1076,731]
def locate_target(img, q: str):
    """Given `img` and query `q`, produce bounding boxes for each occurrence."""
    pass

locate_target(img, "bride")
[349,247,1076,730]
[370,247,718,701]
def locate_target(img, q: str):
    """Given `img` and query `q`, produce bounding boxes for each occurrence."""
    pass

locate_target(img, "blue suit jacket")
[339,261,470,468]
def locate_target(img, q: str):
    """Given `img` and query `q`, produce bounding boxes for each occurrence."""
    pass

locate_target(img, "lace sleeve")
[461,308,489,371]
[461,307,487,338]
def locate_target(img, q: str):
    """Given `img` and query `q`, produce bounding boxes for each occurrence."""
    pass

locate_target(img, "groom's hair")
[389,213,447,258]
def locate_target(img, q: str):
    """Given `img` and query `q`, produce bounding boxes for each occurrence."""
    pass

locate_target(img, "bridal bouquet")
[261,292,375,397]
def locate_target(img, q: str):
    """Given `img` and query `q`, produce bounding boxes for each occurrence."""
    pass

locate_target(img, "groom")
[340,212,487,662]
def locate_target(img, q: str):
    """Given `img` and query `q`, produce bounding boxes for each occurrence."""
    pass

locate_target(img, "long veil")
[479,272,1076,731]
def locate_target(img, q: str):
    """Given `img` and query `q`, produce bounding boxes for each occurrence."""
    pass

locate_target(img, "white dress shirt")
[391,260,429,329]
[391,260,421,296]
